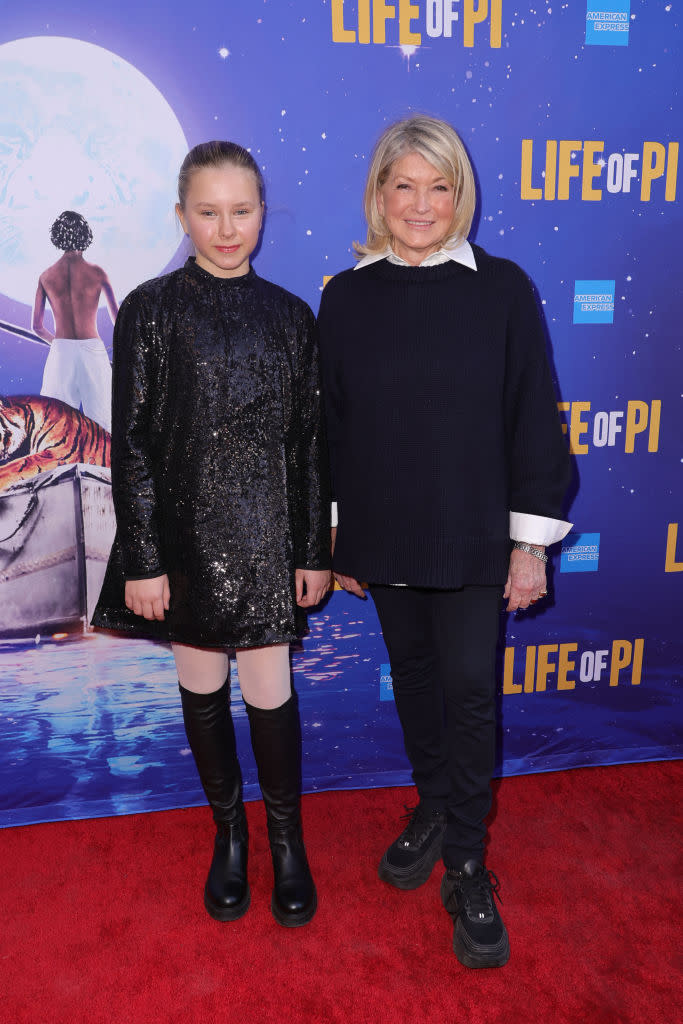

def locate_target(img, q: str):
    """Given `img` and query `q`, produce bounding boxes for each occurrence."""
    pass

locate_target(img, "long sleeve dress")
[92,257,330,648]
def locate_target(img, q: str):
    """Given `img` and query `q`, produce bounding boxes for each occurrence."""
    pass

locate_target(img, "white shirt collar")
[354,238,477,271]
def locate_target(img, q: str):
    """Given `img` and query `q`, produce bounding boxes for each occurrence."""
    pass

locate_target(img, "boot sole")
[271,888,318,928]
[204,884,251,922]
[377,829,444,890]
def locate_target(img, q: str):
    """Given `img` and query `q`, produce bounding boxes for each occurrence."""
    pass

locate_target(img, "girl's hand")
[125,574,170,620]
[295,568,332,608]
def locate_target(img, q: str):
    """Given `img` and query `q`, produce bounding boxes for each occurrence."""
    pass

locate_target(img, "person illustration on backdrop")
[93,141,331,928]
[33,211,118,432]
[317,116,572,968]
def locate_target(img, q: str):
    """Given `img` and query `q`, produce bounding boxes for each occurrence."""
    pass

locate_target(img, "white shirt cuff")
[331,501,338,528]
[510,512,573,546]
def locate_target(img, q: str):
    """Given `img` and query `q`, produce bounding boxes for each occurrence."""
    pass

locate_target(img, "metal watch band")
[513,541,548,563]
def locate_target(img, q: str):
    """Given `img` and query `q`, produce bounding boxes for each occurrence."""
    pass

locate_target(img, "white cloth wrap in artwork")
[40,337,112,432]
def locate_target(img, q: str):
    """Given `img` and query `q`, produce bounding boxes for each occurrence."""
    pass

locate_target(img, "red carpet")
[2,761,681,1024]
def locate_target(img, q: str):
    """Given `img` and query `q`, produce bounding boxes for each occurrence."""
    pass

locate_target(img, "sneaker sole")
[440,873,510,968]
[452,919,510,969]
[204,884,251,922]
[378,828,444,890]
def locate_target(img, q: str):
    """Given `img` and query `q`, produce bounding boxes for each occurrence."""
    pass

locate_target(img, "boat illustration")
[0,464,115,637]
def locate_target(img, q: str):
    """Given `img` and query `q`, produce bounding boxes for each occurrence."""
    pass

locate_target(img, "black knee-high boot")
[245,694,317,927]
[179,679,249,922]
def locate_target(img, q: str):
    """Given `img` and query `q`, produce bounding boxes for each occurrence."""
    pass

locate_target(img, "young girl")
[93,141,331,928]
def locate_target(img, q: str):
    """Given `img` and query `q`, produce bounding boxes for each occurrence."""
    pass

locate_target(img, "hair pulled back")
[177,141,265,208]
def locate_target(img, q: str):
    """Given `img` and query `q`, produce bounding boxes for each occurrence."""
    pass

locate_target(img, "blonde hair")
[354,116,476,259]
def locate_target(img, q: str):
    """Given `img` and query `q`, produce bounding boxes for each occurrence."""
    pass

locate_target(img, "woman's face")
[176,164,263,278]
[376,151,455,265]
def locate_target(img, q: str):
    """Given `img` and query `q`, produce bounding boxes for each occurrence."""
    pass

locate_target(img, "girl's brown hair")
[177,141,265,208]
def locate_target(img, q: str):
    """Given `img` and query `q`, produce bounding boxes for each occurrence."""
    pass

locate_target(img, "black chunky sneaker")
[440,860,510,968]
[378,804,446,890]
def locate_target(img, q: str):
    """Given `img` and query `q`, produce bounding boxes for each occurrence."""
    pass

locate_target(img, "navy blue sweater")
[317,245,571,588]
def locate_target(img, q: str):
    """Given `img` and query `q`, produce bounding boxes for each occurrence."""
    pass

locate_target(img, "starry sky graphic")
[0,1,679,822]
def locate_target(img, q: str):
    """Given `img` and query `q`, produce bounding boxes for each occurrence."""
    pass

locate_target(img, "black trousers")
[369,584,502,868]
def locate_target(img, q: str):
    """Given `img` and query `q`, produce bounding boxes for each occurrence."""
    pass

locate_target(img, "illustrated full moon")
[0,36,189,307]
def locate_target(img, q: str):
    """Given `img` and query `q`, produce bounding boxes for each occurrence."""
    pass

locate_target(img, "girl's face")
[176,164,263,278]
[376,151,455,266]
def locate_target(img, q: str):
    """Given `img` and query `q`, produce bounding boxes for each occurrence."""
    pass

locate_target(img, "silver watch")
[513,541,548,563]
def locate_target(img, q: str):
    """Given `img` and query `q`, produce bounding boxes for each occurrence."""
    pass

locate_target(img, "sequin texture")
[92,258,331,647]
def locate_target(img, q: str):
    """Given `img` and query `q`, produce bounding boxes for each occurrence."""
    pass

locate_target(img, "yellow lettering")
[399,0,421,44]
[557,643,578,691]
[359,0,371,43]
[665,142,679,201]
[582,141,604,201]
[536,644,558,692]
[544,140,557,201]
[631,639,644,686]
[490,0,502,47]
[464,0,488,47]
[569,401,590,455]
[648,399,661,451]
[625,400,648,453]
[610,640,632,686]
[503,647,521,694]
[665,523,683,572]
[373,0,396,43]
[557,400,570,436]
[641,142,666,201]
[331,0,356,42]
[521,140,542,200]
[524,646,537,694]
[557,140,582,200]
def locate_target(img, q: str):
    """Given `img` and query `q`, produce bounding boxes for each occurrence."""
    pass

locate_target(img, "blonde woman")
[318,116,572,967]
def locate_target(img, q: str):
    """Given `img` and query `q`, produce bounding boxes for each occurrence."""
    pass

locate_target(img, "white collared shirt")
[354,238,478,272]
[330,243,572,548]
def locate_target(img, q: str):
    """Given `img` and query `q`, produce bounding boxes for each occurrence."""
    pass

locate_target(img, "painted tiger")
[0,395,110,492]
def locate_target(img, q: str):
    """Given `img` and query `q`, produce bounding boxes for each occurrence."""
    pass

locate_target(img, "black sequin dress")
[92,258,331,647]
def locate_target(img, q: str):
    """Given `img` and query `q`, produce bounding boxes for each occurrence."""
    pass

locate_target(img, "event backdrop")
[0,1,680,827]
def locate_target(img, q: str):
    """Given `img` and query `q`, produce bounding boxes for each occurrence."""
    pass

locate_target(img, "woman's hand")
[329,526,366,598]
[295,568,332,607]
[125,574,170,620]
[333,573,366,599]
[504,548,547,611]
